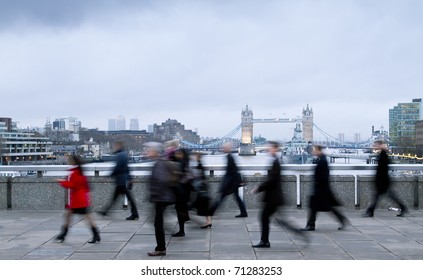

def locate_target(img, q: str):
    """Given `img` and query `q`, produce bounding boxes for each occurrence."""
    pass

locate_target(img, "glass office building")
[389,98,422,152]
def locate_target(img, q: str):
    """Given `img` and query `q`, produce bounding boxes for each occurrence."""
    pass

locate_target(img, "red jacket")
[60,167,91,209]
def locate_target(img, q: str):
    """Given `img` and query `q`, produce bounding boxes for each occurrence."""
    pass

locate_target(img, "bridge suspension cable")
[313,123,373,147]
[179,124,242,149]
[313,123,343,144]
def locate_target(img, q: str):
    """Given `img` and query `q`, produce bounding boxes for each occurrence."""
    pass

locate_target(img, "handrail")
[0,163,422,174]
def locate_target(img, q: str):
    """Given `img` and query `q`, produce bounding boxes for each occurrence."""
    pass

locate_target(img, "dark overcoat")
[149,159,177,203]
[257,156,284,206]
[219,153,242,195]
[309,154,340,211]
[110,148,131,187]
[375,149,390,194]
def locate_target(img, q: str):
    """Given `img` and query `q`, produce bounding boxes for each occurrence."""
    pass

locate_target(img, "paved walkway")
[1,208,423,260]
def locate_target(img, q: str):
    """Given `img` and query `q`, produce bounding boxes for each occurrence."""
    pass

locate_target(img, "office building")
[129,119,139,131]
[108,119,117,131]
[415,120,423,156]
[116,115,126,131]
[389,98,422,152]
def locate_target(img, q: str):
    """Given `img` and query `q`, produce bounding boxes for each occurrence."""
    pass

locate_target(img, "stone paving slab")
[0,209,423,260]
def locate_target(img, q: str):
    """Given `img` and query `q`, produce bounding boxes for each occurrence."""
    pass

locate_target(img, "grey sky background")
[1,0,422,142]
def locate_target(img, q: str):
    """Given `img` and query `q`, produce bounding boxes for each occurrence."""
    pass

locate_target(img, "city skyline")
[1,1,422,140]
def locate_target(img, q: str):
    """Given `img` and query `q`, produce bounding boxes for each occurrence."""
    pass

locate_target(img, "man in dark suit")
[363,140,408,217]
[99,141,139,220]
[301,145,348,231]
[209,142,248,218]
[251,141,306,248]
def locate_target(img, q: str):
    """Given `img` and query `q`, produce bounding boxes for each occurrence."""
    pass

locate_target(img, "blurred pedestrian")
[301,145,348,231]
[190,152,212,228]
[251,141,306,248]
[55,154,100,243]
[170,148,193,237]
[99,140,139,220]
[363,140,408,217]
[145,142,177,257]
[209,142,248,218]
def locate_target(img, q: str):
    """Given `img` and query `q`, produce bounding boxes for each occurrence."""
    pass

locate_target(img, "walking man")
[209,142,248,218]
[363,140,408,217]
[146,142,177,257]
[301,145,348,231]
[99,140,139,220]
[251,141,306,248]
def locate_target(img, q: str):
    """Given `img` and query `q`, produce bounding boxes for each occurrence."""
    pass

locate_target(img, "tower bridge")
[180,105,315,154]
[179,105,373,154]
[239,105,313,155]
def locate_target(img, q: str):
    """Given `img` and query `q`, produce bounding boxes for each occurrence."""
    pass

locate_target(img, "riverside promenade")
[1,208,423,260]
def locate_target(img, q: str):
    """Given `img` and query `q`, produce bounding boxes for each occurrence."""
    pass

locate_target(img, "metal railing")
[0,163,422,176]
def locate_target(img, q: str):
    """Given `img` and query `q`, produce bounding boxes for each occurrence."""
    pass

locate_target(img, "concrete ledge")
[1,174,422,211]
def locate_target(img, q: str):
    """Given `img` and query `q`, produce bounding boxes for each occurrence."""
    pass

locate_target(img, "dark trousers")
[306,207,346,228]
[209,190,247,216]
[175,201,189,232]
[104,185,138,216]
[260,204,300,243]
[366,189,407,214]
[154,202,169,251]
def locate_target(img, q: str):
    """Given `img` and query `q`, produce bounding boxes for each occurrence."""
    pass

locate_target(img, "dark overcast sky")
[1,0,422,141]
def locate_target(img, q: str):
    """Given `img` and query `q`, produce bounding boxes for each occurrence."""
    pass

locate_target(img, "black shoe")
[252,241,270,248]
[362,212,374,217]
[338,223,347,231]
[55,233,66,242]
[88,227,101,243]
[126,215,139,220]
[97,210,108,217]
[397,208,409,217]
[235,213,248,218]
[200,224,212,229]
[300,225,315,231]
[55,226,68,242]
[171,232,185,237]
[88,235,101,243]
[148,250,166,256]
[338,218,350,230]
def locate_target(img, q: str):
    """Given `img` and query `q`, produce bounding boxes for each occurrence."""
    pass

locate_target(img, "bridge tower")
[239,105,255,156]
[302,104,313,143]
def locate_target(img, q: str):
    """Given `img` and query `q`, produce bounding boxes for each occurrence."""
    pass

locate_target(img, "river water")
[45,150,372,177]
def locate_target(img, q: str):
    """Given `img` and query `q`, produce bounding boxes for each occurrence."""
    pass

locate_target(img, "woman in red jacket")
[56,155,100,243]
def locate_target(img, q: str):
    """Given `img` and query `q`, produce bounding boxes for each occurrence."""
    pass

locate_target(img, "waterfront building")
[0,118,53,165]
[389,98,422,153]
[152,119,200,144]
[80,138,101,159]
[415,120,423,157]
[0,118,13,132]
[53,119,66,131]
[106,130,152,148]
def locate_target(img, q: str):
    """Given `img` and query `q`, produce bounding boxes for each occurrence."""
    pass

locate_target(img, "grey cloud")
[1,0,423,140]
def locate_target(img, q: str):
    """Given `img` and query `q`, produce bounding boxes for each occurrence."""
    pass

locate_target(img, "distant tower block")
[239,105,255,155]
[302,104,313,143]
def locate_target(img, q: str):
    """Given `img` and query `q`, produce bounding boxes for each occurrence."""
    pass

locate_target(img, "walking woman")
[55,154,100,243]
[171,148,192,237]
[191,152,212,228]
